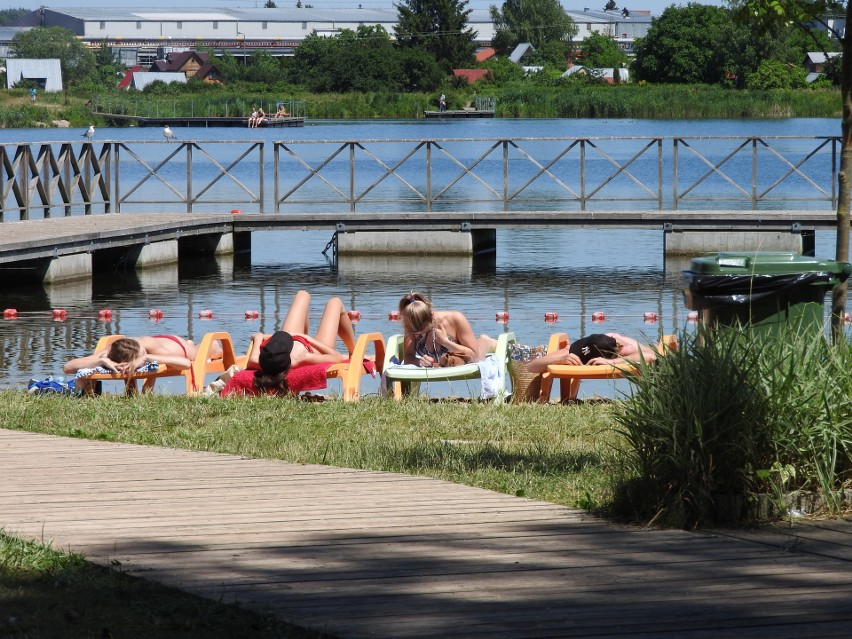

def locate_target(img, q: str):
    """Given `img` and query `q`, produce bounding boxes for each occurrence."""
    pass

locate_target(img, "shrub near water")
[611,326,852,528]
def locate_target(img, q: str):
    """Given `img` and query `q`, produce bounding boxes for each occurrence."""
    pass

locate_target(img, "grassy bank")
[0,83,842,128]
[0,530,331,638]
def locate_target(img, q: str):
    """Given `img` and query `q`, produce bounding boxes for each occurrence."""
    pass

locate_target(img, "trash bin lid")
[687,252,851,276]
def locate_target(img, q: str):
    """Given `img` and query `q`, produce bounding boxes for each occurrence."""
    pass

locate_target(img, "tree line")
[0,1,843,95]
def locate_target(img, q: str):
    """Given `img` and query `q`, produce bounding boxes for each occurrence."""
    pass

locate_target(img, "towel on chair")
[477,354,503,401]
[74,361,160,378]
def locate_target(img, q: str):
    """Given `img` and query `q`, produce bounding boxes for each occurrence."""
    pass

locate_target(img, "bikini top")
[413,330,459,360]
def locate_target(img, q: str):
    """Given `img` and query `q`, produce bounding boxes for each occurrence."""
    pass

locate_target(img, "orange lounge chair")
[539,332,678,402]
[231,331,385,402]
[313,331,385,402]
[80,331,244,395]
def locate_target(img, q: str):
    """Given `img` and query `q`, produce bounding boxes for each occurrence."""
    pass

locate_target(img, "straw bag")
[508,344,546,404]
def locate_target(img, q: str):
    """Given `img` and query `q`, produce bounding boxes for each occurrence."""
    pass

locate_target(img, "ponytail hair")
[398,291,433,334]
[253,369,291,396]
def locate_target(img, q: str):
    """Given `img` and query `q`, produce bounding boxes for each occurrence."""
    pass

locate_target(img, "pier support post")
[336,229,496,256]
[129,239,179,269]
[43,253,92,284]
[664,230,811,256]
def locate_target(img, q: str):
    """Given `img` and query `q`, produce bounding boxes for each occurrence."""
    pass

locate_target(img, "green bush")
[610,325,852,528]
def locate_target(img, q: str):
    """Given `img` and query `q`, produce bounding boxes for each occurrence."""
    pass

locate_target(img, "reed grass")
[611,326,852,528]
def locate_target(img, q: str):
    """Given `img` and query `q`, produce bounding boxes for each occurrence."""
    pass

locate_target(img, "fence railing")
[0,136,839,221]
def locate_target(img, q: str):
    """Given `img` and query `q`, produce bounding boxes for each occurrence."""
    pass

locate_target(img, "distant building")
[7,7,653,68]
[804,51,841,73]
[562,65,630,84]
[150,51,220,83]
[5,58,62,92]
[130,71,187,91]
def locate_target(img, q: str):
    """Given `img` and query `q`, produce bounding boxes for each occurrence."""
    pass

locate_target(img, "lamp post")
[236,31,245,66]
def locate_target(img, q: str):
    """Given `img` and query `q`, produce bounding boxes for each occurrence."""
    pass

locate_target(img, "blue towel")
[74,361,160,379]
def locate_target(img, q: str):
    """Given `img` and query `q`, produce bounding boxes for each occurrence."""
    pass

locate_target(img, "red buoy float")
[388,310,400,321]
[643,312,658,322]
[846,312,851,323]
[687,310,699,322]
[52,308,67,320]
[3,308,17,320]
[98,309,112,320]
[230,209,242,215]
[495,311,510,323]
[347,310,361,322]
[244,310,259,320]
[591,312,606,322]
[544,312,558,322]
[148,309,163,320]
[198,309,214,319]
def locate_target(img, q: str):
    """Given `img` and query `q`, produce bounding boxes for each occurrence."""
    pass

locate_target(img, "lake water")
[1,118,847,398]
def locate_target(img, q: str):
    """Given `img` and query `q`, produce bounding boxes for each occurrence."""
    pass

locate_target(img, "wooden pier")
[95,113,305,128]
[424,109,495,119]
[2,427,851,639]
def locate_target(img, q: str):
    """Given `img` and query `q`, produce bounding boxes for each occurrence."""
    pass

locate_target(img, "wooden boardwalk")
[1,427,851,638]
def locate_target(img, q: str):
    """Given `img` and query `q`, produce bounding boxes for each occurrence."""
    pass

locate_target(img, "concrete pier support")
[664,230,813,256]
[180,232,238,256]
[43,253,92,284]
[337,229,496,256]
[129,239,179,269]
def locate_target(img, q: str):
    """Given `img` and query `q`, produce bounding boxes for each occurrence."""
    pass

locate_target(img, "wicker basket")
[508,358,543,404]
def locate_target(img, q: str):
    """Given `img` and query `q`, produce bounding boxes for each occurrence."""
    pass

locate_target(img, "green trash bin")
[682,252,852,335]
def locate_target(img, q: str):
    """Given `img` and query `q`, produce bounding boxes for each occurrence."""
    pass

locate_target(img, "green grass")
[0,529,332,639]
[0,393,623,510]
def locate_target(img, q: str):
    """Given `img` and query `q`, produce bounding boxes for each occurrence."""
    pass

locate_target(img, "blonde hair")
[107,338,142,363]
[398,292,433,334]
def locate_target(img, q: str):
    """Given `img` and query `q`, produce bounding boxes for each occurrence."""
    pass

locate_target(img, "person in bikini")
[397,291,496,368]
[525,333,658,374]
[222,290,359,396]
[64,335,222,393]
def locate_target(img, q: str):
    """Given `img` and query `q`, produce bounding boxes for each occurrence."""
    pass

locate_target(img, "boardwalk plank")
[1,428,851,639]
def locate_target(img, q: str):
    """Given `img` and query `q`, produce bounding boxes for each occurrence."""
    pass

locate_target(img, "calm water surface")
[0,118,846,397]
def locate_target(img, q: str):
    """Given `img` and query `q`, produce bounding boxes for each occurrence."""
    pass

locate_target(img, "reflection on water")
[1,226,845,398]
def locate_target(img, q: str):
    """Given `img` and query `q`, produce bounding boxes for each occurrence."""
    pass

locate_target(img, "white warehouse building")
[11,6,652,67]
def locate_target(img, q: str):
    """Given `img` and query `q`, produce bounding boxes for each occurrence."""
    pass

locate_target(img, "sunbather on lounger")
[64,335,220,393]
[223,290,358,396]
[398,291,496,368]
[525,333,657,374]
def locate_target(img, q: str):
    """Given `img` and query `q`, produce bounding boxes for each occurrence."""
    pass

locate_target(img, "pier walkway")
[1,427,851,638]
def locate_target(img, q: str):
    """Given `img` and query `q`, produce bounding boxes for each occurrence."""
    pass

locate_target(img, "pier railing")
[0,136,839,220]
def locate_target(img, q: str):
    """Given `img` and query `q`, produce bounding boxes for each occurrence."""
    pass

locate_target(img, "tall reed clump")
[609,325,851,528]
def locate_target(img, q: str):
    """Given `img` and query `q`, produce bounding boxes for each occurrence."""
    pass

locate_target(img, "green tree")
[489,0,577,62]
[739,0,851,338]
[578,32,629,68]
[632,4,736,84]
[745,59,807,88]
[292,26,406,92]
[10,26,96,96]
[395,0,477,71]
[0,8,28,26]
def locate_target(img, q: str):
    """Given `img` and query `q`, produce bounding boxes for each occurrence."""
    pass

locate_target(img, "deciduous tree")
[489,0,577,59]
[395,0,477,71]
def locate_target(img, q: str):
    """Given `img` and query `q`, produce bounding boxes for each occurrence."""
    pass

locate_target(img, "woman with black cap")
[222,290,357,396]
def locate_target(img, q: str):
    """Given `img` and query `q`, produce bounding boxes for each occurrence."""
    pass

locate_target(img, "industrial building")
[9,7,652,67]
